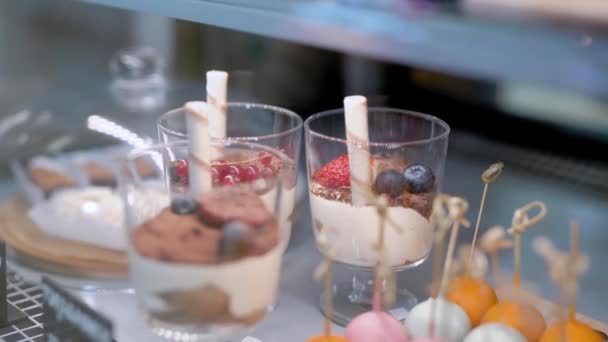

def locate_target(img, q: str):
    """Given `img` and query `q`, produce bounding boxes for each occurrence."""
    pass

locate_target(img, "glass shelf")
[78,0,608,97]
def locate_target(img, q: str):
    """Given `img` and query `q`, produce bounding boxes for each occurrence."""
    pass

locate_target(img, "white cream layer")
[129,242,282,318]
[310,193,433,267]
[259,185,295,251]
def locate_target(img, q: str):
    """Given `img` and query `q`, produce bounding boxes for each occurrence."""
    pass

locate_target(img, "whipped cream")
[257,184,296,252]
[29,186,168,251]
[130,239,282,318]
[310,193,433,267]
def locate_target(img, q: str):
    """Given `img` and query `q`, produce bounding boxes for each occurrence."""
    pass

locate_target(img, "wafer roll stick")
[206,71,228,159]
[185,101,213,199]
[343,96,371,207]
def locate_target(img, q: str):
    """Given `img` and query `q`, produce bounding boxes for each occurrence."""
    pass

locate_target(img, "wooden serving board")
[0,197,128,278]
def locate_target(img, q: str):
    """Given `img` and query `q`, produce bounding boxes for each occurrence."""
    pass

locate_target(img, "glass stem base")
[319,269,418,326]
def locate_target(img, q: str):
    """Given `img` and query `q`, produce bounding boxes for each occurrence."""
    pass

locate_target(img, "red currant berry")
[260,167,274,178]
[221,174,241,185]
[258,152,272,166]
[242,165,259,182]
[224,165,241,177]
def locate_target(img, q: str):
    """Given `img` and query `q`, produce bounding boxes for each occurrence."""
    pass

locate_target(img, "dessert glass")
[305,107,449,325]
[120,140,287,341]
[158,103,302,251]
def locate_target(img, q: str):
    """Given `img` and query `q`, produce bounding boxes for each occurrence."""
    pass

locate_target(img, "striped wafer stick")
[343,95,371,206]
[185,101,213,199]
[206,71,228,159]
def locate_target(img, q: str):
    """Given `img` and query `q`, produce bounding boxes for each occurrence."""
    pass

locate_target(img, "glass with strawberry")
[305,103,450,325]
[158,103,302,251]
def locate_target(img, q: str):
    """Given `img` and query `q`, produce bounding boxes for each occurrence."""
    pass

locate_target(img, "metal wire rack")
[0,270,43,342]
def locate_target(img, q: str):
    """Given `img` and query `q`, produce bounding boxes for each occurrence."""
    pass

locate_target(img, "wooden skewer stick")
[349,176,404,311]
[480,226,513,287]
[428,194,452,337]
[438,197,471,297]
[568,221,580,322]
[467,162,504,277]
[324,260,332,336]
[507,201,547,288]
[313,232,337,338]
[429,194,452,296]
[372,196,388,312]
[533,224,589,324]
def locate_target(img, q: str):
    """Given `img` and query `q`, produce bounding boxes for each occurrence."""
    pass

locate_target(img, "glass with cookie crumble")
[305,107,450,325]
[158,103,302,252]
[120,140,287,341]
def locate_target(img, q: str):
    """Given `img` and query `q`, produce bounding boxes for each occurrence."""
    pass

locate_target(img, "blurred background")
[3,0,608,165]
[1,0,608,326]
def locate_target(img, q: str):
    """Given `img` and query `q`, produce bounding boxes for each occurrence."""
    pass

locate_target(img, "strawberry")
[173,160,189,178]
[313,155,351,188]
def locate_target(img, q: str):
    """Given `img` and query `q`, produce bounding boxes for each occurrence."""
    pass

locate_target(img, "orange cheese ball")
[482,301,546,342]
[539,321,604,342]
[307,335,349,342]
[445,276,498,326]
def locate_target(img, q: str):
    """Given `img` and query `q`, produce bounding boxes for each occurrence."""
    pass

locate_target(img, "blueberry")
[219,221,252,260]
[403,164,435,194]
[374,170,405,197]
[170,198,198,215]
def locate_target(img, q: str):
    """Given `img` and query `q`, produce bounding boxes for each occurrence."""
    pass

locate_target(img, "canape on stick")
[446,162,503,327]
[535,222,603,342]
[406,197,472,342]
[481,201,548,342]
[342,96,409,342]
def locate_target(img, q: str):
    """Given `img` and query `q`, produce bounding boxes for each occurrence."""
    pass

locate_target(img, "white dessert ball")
[464,323,527,342]
[405,297,471,342]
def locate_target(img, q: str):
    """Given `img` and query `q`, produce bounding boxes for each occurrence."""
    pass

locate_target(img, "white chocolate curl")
[185,101,213,199]
[343,95,371,206]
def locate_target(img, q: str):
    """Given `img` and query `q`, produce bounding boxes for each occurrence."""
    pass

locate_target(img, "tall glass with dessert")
[305,96,450,325]
[157,71,302,252]
[120,134,288,340]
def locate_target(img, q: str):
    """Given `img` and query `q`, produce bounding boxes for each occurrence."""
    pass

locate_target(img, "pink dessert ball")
[411,338,446,342]
[346,311,409,342]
